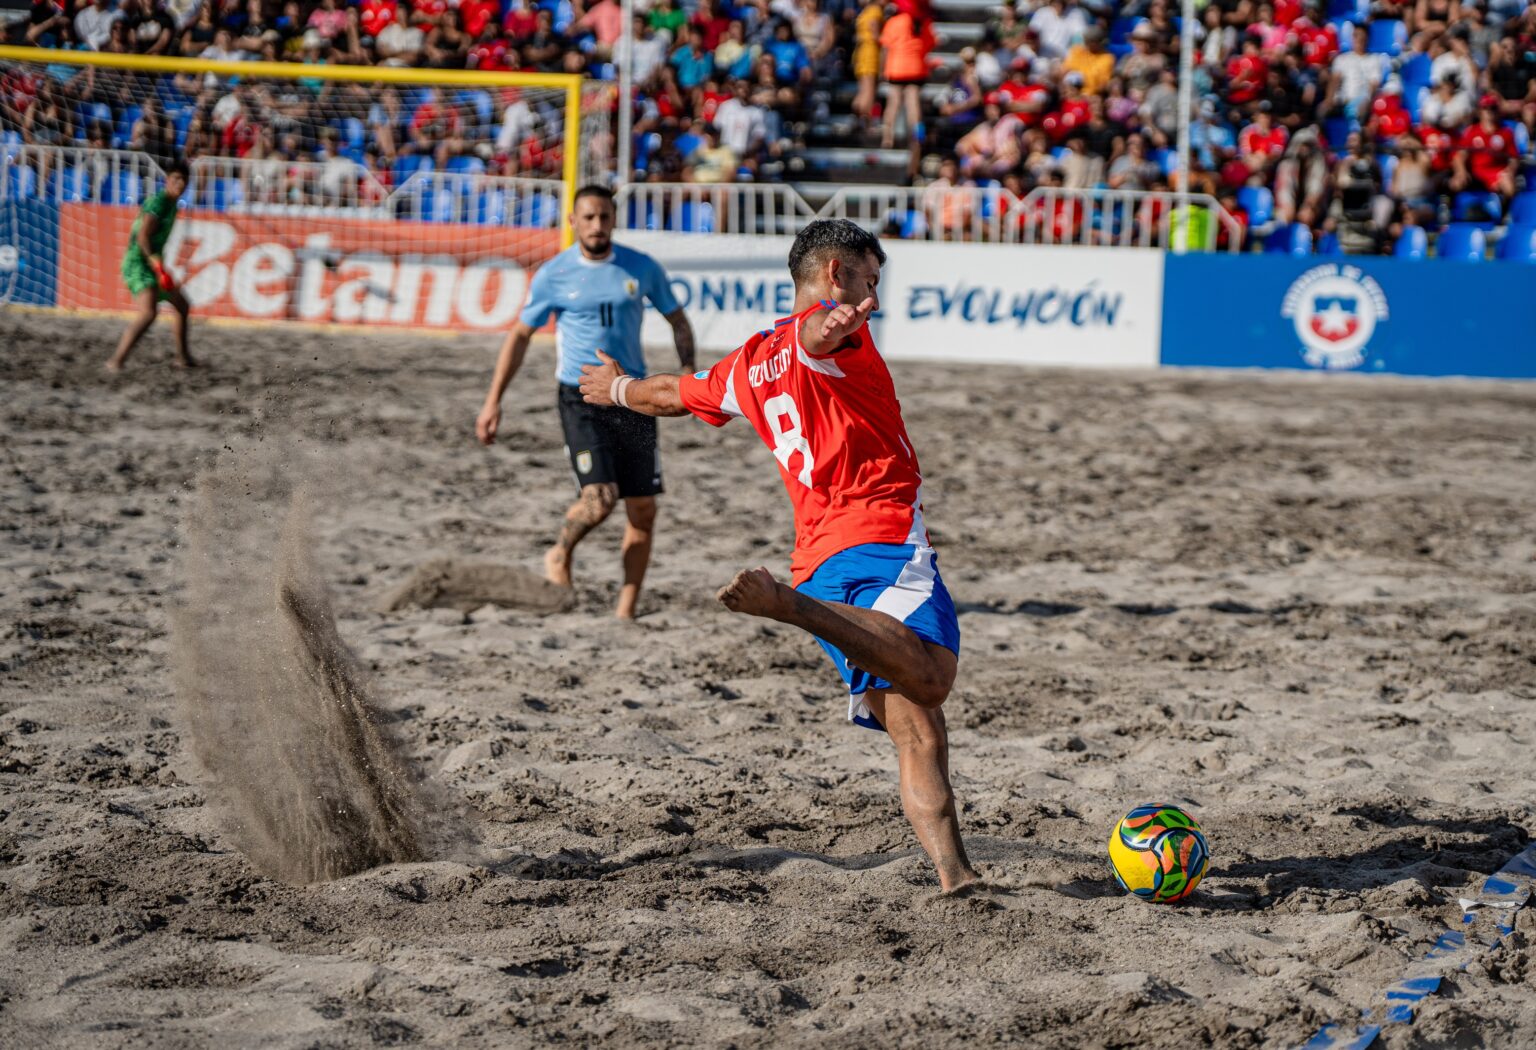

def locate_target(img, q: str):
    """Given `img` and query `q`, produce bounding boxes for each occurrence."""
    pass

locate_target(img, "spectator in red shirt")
[410,85,465,166]
[458,0,497,39]
[467,22,510,70]
[1225,33,1269,105]
[690,0,732,51]
[1238,101,1289,171]
[410,0,446,31]
[359,0,396,41]
[1453,94,1519,197]
[994,59,1050,127]
[503,0,537,40]
[1292,14,1338,68]
[1367,82,1411,142]
[1042,70,1091,142]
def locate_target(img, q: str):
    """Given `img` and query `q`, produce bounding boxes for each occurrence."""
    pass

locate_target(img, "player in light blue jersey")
[477,185,696,619]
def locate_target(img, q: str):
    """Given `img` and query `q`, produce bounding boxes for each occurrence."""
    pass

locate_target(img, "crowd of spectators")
[3,0,1534,251]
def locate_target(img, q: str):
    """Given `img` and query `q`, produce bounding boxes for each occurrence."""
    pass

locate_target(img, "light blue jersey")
[519,243,681,385]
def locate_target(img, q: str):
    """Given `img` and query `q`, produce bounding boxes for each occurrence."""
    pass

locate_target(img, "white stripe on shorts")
[870,545,937,624]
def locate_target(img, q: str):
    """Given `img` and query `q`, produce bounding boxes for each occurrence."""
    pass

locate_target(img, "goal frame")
[0,44,585,249]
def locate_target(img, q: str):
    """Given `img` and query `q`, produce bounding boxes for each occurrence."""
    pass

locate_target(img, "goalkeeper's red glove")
[151,258,176,292]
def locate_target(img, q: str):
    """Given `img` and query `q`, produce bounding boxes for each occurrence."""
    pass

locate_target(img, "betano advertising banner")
[627,231,1164,369]
[1162,254,1536,379]
[57,204,558,329]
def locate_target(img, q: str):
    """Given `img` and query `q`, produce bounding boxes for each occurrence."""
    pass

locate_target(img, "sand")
[1,309,1534,1048]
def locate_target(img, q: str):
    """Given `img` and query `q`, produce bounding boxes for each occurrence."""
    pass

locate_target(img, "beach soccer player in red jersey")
[578,219,980,893]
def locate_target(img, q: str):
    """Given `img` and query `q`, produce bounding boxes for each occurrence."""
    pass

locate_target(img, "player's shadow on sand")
[1210,806,1528,908]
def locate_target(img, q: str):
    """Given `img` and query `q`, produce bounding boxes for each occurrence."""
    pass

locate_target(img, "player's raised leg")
[718,566,956,708]
[865,689,980,893]
[616,496,656,620]
[544,482,617,587]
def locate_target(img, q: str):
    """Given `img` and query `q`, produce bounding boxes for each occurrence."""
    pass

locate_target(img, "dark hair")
[787,219,886,286]
[163,157,191,180]
[574,184,615,206]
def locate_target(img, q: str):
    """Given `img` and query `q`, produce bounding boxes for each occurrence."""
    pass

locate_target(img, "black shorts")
[556,383,663,498]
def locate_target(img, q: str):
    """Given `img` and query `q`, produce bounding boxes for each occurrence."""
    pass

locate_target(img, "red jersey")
[1239,123,1288,158]
[1294,20,1337,67]
[469,37,510,70]
[1225,54,1268,104]
[994,80,1049,126]
[359,0,396,38]
[412,0,446,21]
[678,302,930,585]
[1459,123,1516,190]
[1419,123,1456,171]
[459,0,497,37]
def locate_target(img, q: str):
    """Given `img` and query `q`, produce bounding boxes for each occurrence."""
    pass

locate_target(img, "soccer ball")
[1107,804,1209,903]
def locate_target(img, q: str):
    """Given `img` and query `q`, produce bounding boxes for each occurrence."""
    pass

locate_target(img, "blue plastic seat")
[391,154,433,187]
[445,155,485,176]
[1236,185,1274,228]
[115,104,142,149]
[1436,224,1486,261]
[1394,225,1427,259]
[1366,19,1405,56]
[1510,192,1536,226]
[517,194,558,228]
[1494,223,1536,263]
[1315,231,1343,256]
[1265,222,1312,256]
[341,116,366,149]
[1452,190,1501,227]
[671,199,715,233]
[1321,116,1355,150]
[51,166,85,202]
[104,169,142,205]
[455,89,494,127]
[7,164,37,199]
[475,188,508,224]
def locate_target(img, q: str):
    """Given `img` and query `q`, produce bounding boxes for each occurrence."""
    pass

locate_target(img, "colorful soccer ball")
[1107,804,1209,903]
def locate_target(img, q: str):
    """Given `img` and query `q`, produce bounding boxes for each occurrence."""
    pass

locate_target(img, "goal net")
[0,45,612,329]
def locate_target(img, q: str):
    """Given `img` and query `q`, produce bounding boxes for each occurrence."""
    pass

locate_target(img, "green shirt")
[649,7,686,34]
[127,190,177,265]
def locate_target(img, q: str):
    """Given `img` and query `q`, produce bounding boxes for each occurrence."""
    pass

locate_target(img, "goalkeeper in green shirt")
[108,160,195,371]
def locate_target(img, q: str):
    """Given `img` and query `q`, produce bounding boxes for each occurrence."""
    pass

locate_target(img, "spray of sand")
[172,456,454,884]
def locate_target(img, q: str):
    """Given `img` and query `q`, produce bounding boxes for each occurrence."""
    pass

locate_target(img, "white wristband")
[610,375,634,409]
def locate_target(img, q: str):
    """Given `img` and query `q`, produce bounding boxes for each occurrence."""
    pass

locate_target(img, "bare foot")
[941,874,987,897]
[543,545,572,588]
[105,359,125,372]
[716,567,791,619]
[173,356,199,369]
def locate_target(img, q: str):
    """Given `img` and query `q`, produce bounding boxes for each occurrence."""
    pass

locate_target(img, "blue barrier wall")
[1162,255,1536,379]
[0,201,60,307]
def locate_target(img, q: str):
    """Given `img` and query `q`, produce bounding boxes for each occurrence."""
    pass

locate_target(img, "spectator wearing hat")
[1063,24,1114,96]
[1119,21,1165,92]
[1452,93,1519,197]
[683,123,738,183]
[938,47,985,137]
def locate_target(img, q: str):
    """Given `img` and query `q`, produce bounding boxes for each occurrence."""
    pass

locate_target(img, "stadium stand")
[2,0,1534,256]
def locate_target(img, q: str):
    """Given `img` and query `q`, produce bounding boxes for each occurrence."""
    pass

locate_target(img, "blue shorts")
[795,542,961,732]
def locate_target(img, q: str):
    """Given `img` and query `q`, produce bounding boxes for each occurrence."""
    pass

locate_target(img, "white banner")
[626,231,1164,369]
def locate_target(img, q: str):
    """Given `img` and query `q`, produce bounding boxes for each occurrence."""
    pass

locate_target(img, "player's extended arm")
[579,351,689,417]
[665,307,696,372]
[799,297,874,355]
[477,320,535,445]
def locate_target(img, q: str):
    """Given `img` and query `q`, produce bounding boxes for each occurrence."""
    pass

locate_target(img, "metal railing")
[1011,188,1243,252]
[2,145,1243,250]
[613,182,818,237]
[0,144,165,203]
[613,182,1244,252]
